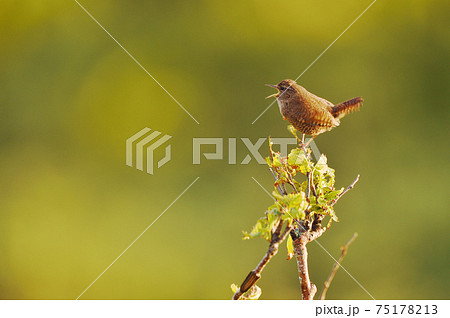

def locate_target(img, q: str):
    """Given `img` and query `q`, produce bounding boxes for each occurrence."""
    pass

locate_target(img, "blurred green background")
[0,0,449,299]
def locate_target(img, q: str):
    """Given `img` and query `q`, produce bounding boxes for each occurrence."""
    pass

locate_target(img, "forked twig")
[319,232,358,300]
[291,225,328,300]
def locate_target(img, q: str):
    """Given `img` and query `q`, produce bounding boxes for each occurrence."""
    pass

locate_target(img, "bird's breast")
[276,98,290,118]
[276,98,283,113]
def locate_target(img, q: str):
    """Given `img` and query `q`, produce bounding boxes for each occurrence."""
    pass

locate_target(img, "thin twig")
[281,183,288,196]
[320,232,358,300]
[286,170,298,193]
[306,171,311,200]
[269,168,286,195]
[331,174,360,206]
[311,174,359,230]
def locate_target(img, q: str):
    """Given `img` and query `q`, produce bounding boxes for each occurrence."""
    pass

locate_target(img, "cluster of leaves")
[243,138,344,246]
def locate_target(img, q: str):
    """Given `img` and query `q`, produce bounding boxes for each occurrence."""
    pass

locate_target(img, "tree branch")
[292,233,316,299]
[232,224,292,300]
[235,140,360,300]
[331,174,360,206]
[320,232,358,300]
[291,225,328,300]
[289,174,359,300]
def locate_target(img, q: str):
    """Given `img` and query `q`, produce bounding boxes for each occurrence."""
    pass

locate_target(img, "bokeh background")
[0,0,448,299]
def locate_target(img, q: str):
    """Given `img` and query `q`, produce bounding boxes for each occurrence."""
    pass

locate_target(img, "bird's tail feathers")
[332,97,363,119]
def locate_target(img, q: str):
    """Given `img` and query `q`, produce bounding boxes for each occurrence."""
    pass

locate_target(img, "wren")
[266,79,363,146]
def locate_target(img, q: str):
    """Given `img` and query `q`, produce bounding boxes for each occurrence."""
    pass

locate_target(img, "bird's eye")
[279,86,285,91]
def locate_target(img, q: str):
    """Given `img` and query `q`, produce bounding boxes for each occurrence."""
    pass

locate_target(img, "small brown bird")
[266,79,363,147]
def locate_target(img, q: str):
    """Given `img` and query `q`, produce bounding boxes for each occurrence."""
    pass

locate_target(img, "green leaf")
[287,235,294,259]
[324,189,343,201]
[317,195,327,205]
[316,154,328,170]
[272,191,284,201]
[331,209,339,222]
[288,192,306,208]
[289,207,306,220]
[267,208,281,233]
[288,149,305,165]
[272,156,282,167]
[243,217,270,240]
[287,148,311,174]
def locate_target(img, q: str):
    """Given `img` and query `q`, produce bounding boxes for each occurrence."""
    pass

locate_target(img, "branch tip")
[320,232,358,300]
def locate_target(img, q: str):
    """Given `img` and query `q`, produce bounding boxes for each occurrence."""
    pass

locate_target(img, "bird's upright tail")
[331,97,363,119]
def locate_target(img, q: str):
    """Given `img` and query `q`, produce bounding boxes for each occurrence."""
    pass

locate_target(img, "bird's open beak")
[265,84,279,99]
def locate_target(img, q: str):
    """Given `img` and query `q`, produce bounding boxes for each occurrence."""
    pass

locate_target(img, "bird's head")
[265,79,297,99]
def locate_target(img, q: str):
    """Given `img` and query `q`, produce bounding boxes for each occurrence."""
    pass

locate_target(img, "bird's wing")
[317,96,335,108]
[305,90,335,107]
[304,92,339,127]
[311,107,340,128]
